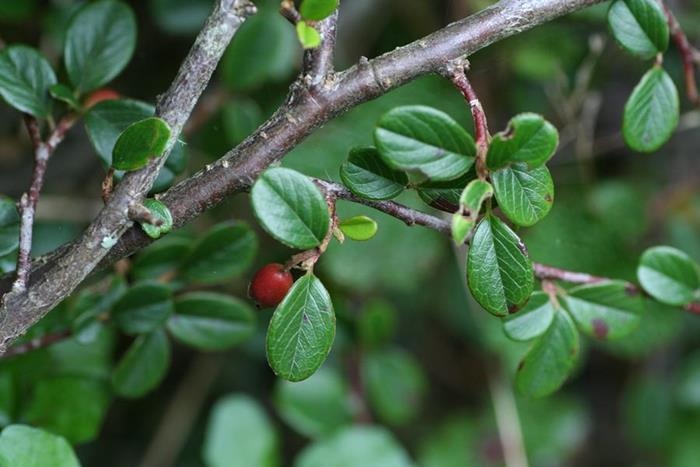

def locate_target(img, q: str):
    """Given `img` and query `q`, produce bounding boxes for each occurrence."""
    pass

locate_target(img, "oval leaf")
[64,0,137,92]
[251,168,330,250]
[180,222,257,284]
[338,215,378,241]
[0,425,80,467]
[112,329,170,398]
[452,179,493,244]
[339,147,408,200]
[0,45,56,118]
[168,292,256,350]
[516,310,579,398]
[139,199,173,239]
[112,117,172,171]
[296,21,321,49]
[623,66,679,153]
[300,0,339,20]
[416,169,476,212]
[132,236,191,281]
[503,292,555,341]
[111,282,173,335]
[374,106,475,181]
[563,281,643,340]
[266,273,335,382]
[486,113,559,170]
[49,84,80,110]
[608,0,669,59]
[638,246,700,306]
[492,163,554,227]
[467,215,534,316]
[0,196,20,257]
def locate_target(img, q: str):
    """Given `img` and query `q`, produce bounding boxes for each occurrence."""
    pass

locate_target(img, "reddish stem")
[0,329,71,359]
[664,4,699,105]
[533,263,607,285]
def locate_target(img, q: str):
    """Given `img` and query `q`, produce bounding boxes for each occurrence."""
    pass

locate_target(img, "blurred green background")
[1,0,700,466]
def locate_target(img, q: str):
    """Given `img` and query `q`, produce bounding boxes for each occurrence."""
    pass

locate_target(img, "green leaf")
[296,426,413,467]
[0,196,19,257]
[374,106,476,181]
[363,348,427,426]
[491,163,554,227]
[451,179,493,244]
[23,376,110,444]
[338,216,378,241]
[266,273,335,382]
[167,292,256,350]
[563,281,643,340]
[112,329,170,398]
[486,113,559,170]
[204,394,279,467]
[180,222,257,284]
[516,310,579,398]
[64,0,137,92]
[274,367,354,438]
[608,0,669,59]
[138,199,173,239]
[0,425,80,467]
[416,170,476,212]
[132,236,191,281]
[112,117,172,171]
[467,216,534,316]
[111,283,173,335]
[251,168,330,250]
[0,373,14,427]
[623,66,679,153]
[296,21,321,49]
[339,147,408,200]
[357,299,398,348]
[148,0,212,35]
[503,292,555,341]
[84,98,151,163]
[49,83,79,109]
[637,246,700,306]
[220,8,298,91]
[0,45,57,118]
[300,0,339,20]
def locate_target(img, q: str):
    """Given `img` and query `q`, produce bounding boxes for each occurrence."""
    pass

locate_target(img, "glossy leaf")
[338,216,378,241]
[363,348,427,426]
[486,113,558,170]
[296,426,413,467]
[300,0,339,20]
[492,163,554,226]
[111,283,173,335]
[23,376,110,444]
[180,222,257,283]
[0,196,19,257]
[64,0,137,92]
[49,83,80,109]
[0,45,56,118]
[112,117,172,171]
[623,66,679,152]
[608,0,669,59]
[267,273,335,382]
[132,236,191,281]
[516,310,579,398]
[451,179,493,244]
[204,394,279,467]
[167,292,256,350]
[637,246,700,306]
[467,216,534,316]
[251,168,330,250]
[138,199,173,239]
[374,106,475,181]
[563,281,643,340]
[296,21,321,49]
[416,170,476,212]
[274,367,354,438]
[503,292,555,341]
[0,425,80,467]
[112,329,170,398]
[339,147,408,200]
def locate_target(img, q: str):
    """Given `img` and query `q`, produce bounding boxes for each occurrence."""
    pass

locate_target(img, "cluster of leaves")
[608,0,679,152]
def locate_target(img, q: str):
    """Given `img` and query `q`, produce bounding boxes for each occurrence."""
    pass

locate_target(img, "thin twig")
[664,4,699,105]
[279,0,301,24]
[0,329,71,359]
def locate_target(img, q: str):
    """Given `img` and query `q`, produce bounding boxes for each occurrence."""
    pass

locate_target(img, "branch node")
[128,203,163,227]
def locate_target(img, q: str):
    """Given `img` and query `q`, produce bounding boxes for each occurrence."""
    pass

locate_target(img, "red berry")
[248,263,294,308]
[83,88,120,109]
